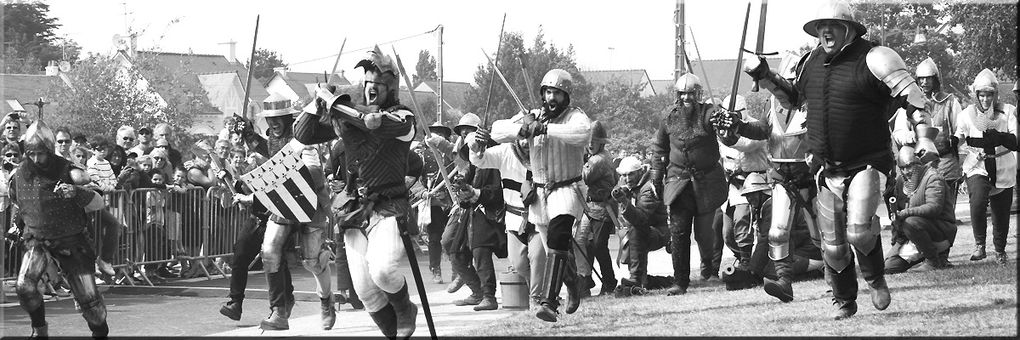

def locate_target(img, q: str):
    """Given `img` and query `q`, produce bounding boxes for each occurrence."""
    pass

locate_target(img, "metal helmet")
[22,119,55,152]
[722,94,747,112]
[913,123,940,164]
[740,172,771,196]
[914,57,940,79]
[970,68,998,94]
[803,0,867,38]
[427,121,453,137]
[777,51,802,80]
[590,120,609,144]
[615,156,645,175]
[355,45,400,91]
[674,73,703,93]
[896,145,918,167]
[453,112,481,136]
[540,69,573,96]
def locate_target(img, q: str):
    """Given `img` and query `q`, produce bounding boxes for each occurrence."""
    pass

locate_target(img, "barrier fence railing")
[2,186,252,286]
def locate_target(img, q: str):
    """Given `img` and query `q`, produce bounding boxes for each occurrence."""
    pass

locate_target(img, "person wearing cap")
[650,72,728,298]
[296,46,419,338]
[572,120,618,297]
[884,146,955,273]
[8,120,110,337]
[440,113,506,312]
[891,58,964,208]
[715,94,772,291]
[610,156,667,295]
[421,121,454,285]
[469,128,547,310]
[131,126,154,157]
[734,0,926,319]
[490,68,593,322]
[228,92,338,331]
[954,69,1018,265]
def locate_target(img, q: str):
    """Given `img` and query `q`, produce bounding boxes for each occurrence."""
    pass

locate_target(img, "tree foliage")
[46,54,204,142]
[248,48,287,85]
[412,49,438,87]
[464,28,593,125]
[2,2,80,73]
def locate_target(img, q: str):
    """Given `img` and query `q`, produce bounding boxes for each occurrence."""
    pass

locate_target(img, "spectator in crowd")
[219,116,236,142]
[885,146,955,273]
[86,136,118,193]
[153,123,183,169]
[1,112,25,152]
[54,127,73,160]
[129,127,154,157]
[955,69,1018,265]
[116,125,137,151]
[70,132,88,152]
[1,142,20,219]
[117,157,143,191]
[149,147,174,179]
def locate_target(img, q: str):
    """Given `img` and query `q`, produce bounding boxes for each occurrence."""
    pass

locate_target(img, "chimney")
[274,66,288,78]
[129,33,137,57]
[219,40,237,62]
[45,61,59,76]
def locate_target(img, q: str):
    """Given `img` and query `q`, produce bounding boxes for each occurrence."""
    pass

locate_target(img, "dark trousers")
[966,175,1015,253]
[668,188,717,288]
[824,237,885,302]
[450,250,479,293]
[722,204,754,260]
[96,210,121,262]
[335,231,354,292]
[472,247,496,298]
[266,237,295,309]
[228,216,266,302]
[901,216,953,261]
[428,206,448,271]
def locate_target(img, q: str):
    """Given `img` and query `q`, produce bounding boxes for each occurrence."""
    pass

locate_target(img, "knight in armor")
[573,120,618,296]
[734,0,930,318]
[716,51,824,302]
[892,57,964,210]
[954,69,1018,265]
[490,69,593,322]
[469,127,547,310]
[296,46,418,338]
[611,156,668,294]
[884,146,955,273]
[9,120,110,337]
[715,94,773,291]
[251,93,337,331]
[651,72,728,297]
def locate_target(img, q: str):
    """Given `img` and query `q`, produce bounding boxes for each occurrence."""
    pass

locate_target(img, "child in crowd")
[86,136,118,193]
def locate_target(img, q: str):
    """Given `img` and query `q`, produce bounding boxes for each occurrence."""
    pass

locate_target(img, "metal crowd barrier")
[1,186,252,286]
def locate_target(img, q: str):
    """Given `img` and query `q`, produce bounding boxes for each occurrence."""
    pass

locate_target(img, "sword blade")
[728,2,752,110]
[481,48,529,114]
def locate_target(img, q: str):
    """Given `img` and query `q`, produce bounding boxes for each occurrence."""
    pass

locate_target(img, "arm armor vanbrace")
[866,46,927,113]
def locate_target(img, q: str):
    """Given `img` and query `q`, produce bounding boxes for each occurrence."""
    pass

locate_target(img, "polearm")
[481,14,507,126]
[728,2,751,112]
[391,46,440,340]
[481,48,529,114]
[687,27,717,104]
[328,37,348,83]
[241,15,260,120]
[751,0,768,92]
[517,52,540,108]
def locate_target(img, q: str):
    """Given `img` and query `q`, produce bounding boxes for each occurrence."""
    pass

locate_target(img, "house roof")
[649,80,675,96]
[129,51,270,113]
[657,57,783,99]
[267,71,351,101]
[197,72,262,118]
[413,80,473,110]
[0,73,70,112]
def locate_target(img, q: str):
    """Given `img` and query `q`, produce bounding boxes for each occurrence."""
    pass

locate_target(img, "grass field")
[456,214,1018,337]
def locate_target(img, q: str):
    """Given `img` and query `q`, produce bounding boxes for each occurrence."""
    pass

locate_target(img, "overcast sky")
[42,0,946,83]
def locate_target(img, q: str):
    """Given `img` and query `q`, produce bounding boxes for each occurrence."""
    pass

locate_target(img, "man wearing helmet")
[884,146,955,273]
[490,68,593,322]
[297,46,418,338]
[651,72,729,297]
[892,58,964,209]
[955,69,1018,265]
[9,121,110,337]
[573,120,618,297]
[611,156,668,295]
[732,0,928,319]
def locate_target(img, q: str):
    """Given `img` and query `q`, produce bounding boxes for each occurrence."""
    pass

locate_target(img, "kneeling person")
[612,157,668,294]
[885,146,955,273]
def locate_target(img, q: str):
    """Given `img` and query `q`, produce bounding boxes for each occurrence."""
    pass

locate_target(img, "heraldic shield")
[240,140,319,223]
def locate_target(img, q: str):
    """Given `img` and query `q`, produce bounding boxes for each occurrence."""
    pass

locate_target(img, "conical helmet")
[590,120,609,144]
[915,57,940,79]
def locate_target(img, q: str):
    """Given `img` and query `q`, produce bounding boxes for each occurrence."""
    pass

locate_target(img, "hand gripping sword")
[391,46,439,340]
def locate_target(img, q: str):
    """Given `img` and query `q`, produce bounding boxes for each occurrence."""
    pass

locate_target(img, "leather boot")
[446,275,465,293]
[564,270,582,314]
[869,276,891,311]
[259,306,290,330]
[31,324,48,338]
[348,289,365,310]
[321,295,337,330]
[970,245,986,261]
[89,321,110,338]
[369,304,398,338]
[219,299,242,321]
[386,282,418,339]
[599,277,617,296]
[536,250,568,322]
[452,280,483,306]
[579,275,594,298]
[666,284,687,296]
[431,267,444,284]
[764,258,795,302]
[831,298,858,320]
[473,295,498,311]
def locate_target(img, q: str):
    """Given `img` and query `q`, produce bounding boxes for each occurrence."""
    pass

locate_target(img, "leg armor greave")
[846,167,883,256]
[261,221,290,273]
[816,186,852,272]
[769,186,796,261]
